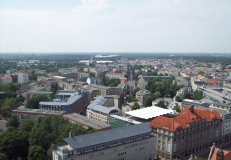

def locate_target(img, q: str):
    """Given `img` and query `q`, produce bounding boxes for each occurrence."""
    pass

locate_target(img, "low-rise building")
[86,96,121,123]
[0,75,13,84]
[52,123,155,160]
[12,106,66,122]
[136,89,151,104]
[39,92,85,114]
[208,143,231,160]
[105,72,126,79]
[63,113,111,131]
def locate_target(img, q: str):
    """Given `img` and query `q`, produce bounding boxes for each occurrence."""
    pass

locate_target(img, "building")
[136,89,151,104]
[52,123,155,160]
[208,143,231,160]
[12,106,66,122]
[63,113,111,131]
[58,68,79,78]
[0,75,13,84]
[209,103,231,143]
[13,72,29,84]
[105,72,126,79]
[86,96,121,123]
[137,79,148,89]
[108,114,141,129]
[125,106,175,120]
[39,92,85,114]
[150,106,222,160]
[87,77,101,85]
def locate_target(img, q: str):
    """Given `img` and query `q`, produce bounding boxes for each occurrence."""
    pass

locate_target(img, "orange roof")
[150,107,222,132]
[0,75,12,80]
[210,148,231,160]
[207,79,219,84]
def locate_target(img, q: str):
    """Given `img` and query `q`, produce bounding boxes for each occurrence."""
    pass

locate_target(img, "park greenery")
[144,77,183,107]
[0,116,94,160]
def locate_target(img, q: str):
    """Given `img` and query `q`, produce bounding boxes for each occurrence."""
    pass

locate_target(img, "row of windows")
[72,134,150,156]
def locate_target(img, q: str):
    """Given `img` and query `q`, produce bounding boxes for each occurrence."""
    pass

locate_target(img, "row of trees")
[0,116,94,160]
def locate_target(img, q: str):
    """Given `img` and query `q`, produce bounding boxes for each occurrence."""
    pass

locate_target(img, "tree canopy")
[131,102,140,110]
[25,94,49,109]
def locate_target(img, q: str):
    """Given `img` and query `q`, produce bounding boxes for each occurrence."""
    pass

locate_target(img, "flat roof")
[12,107,66,115]
[125,106,175,120]
[63,113,111,130]
[110,115,141,124]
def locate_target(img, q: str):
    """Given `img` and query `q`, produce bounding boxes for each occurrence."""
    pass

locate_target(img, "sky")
[0,0,231,53]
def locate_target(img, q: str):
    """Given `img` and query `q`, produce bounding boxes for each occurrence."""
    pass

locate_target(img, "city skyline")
[0,0,231,53]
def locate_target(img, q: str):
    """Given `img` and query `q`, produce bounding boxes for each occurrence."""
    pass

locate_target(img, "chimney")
[190,105,194,113]
[120,77,127,85]
[69,131,71,138]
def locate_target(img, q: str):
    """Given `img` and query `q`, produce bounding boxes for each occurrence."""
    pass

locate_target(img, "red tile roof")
[207,79,219,84]
[150,107,222,132]
[210,148,231,160]
[0,75,12,80]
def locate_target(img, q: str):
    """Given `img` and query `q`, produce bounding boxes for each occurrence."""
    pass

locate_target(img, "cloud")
[0,0,231,52]
[72,0,113,13]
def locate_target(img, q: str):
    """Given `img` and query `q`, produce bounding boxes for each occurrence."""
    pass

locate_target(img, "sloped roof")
[210,148,231,160]
[64,123,151,150]
[150,107,222,132]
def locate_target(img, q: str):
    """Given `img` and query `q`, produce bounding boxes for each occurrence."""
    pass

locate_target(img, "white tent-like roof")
[125,106,175,120]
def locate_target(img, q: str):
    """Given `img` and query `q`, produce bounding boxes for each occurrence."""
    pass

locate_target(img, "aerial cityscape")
[1,1,231,160]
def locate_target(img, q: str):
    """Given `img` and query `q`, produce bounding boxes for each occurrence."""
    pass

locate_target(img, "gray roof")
[126,102,143,107]
[64,122,151,150]
[40,93,82,106]
[63,113,111,130]
[87,97,121,114]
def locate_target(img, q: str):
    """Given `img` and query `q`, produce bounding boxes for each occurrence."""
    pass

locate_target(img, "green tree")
[183,92,192,99]
[175,96,182,102]
[0,153,7,160]
[198,71,204,75]
[28,145,47,160]
[192,90,203,100]
[6,115,19,128]
[132,87,140,97]
[25,94,49,109]
[156,100,167,109]
[172,106,181,112]
[19,118,35,132]
[131,102,140,110]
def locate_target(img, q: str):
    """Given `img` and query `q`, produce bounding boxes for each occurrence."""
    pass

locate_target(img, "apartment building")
[0,75,13,84]
[150,106,222,160]
[136,89,151,104]
[52,123,156,160]
[86,96,121,123]
[105,72,126,79]
[13,72,29,84]
[39,92,85,113]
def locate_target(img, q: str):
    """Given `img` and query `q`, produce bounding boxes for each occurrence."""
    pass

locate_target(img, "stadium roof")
[125,106,175,120]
